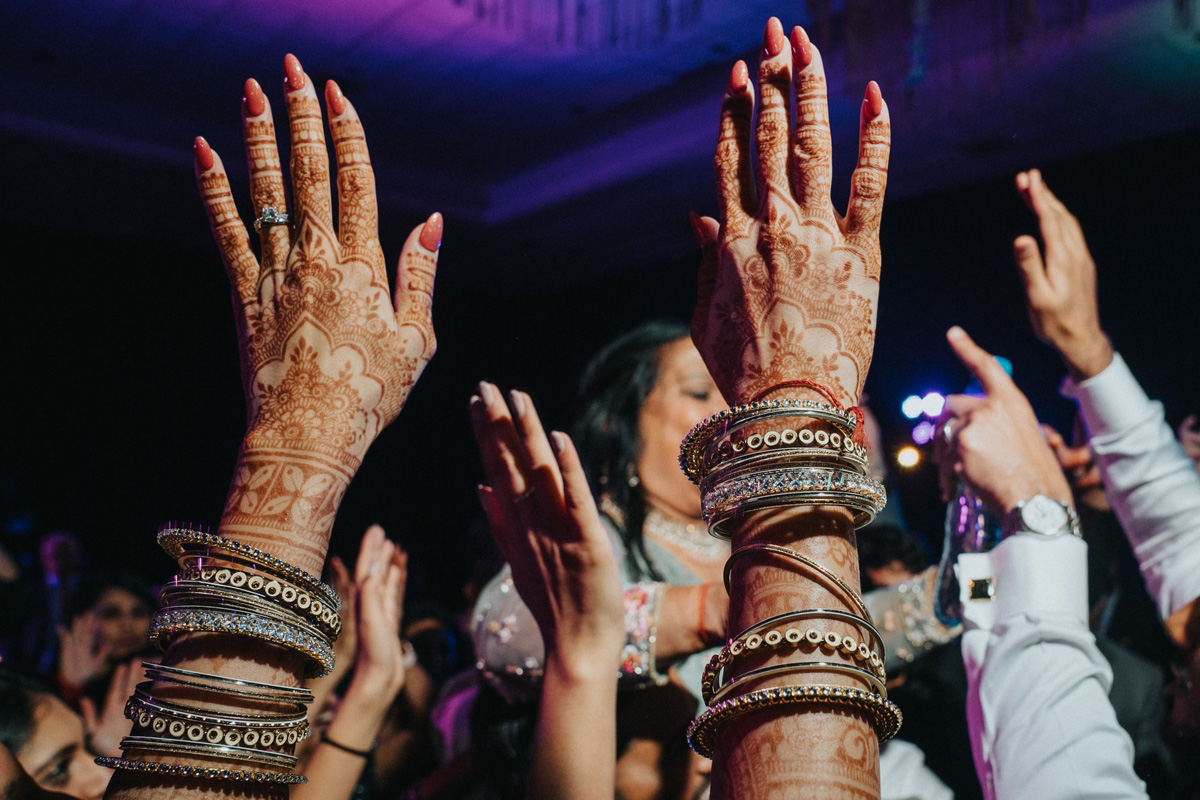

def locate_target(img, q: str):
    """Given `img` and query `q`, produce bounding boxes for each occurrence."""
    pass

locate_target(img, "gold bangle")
[687,684,903,758]
[119,736,298,770]
[702,466,885,535]
[680,400,859,483]
[127,686,309,750]
[157,526,340,611]
[169,573,340,640]
[706,660,886,706]
[94,757,306,784]
[723,544,872,625]
[178,566,341,638]
[142,662,313,708]
[702,425,869,478]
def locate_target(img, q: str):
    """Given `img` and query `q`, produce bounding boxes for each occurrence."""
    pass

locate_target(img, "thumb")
[80,698,98,733]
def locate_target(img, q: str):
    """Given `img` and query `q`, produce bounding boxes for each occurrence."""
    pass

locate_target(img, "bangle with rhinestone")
[142,662,313,708]
[149,606,334,678]
[707,659,887,706]
[680,400,859,483]
[94,757,306,784]
[723,545,873,625]
[701,610,884,701]
[157,526,339,611]
[158,584,333,658]
[118,735,297,770]
[703,466,886,536]
[687,684,903,757]
[171,570,340,639]
[698,422,870,481]
[127,687,309,750]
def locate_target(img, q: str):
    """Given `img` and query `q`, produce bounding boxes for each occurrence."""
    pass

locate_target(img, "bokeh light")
[912,420,936,445]
[902,395,923,419]
[921,392,946,417]
[897,446,921,468]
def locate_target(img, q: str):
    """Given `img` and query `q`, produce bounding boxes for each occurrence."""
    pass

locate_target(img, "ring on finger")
[254,206,291,231]
[513,486,537,503]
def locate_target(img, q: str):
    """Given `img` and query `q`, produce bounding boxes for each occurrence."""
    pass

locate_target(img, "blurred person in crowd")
[0,741,72,800]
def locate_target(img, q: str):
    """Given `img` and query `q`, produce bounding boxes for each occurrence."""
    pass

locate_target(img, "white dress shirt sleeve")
[1061,353,1200,621]
[958,535,1147,800]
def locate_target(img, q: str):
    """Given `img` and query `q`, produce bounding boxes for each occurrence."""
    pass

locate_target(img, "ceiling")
[2,0,1199,287]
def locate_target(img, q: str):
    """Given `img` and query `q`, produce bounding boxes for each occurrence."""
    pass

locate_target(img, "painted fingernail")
[325,79,346,116]
[551,431,566,453]
[729,60,749,94]
[194,136,214,170]
[864,81,883,119]
[478,381,495,405]
[763,17,786,58]
[791,26,812,67]
[509,390,526,418]
[689,211,706,247]
[419,212,443,251]
[284,53,305,91]
[243,78,266,116]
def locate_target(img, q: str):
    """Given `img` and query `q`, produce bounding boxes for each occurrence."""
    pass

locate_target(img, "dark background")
[2,0,1200,607]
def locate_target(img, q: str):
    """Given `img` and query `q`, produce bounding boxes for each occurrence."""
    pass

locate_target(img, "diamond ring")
[254,207,290,231]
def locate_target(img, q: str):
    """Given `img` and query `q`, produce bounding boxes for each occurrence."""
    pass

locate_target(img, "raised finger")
[550,431,601,522]
[195,136,259,313]
[324,80,379,257]
[283,54,333,231]
[715,61,756,226]
[789,26,833,211]
[469,384,531,502]
[355,524,386,585]
[478,485,517,564]
[242,78,290,279]
[754,17,794,201]
[1013,234,1051,303]
[394,215,441,361]
[509,390,565,500]
[946,327,1014,397]
[844,82,891,242]
[689,213,720,340]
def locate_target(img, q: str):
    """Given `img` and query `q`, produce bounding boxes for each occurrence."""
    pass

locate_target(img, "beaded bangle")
[706,660,887,706]
[162,579,337,644]
[680,400,859,483]
[118,736,298,770]
[142,662,313,707]
[127,686,309,750]
[177,567,341,638]
[723,545,872,625]
[686,684,903,757]
[149,607,334,678]
[701,610,885,701]
[157,526,339,611]
[703,466,886,535]
[94,757,306,784]
[702,439,870,483]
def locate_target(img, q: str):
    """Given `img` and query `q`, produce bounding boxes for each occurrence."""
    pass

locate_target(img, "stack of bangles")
[95,525,342,785]
[679,388,901,757]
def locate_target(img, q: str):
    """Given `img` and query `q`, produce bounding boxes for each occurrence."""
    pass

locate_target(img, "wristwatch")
[1001,494,1082,538]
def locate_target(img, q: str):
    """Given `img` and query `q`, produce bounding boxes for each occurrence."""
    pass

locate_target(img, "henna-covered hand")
[691,18,890,407]
[195,56,442,574]
[1013,169,1113,381]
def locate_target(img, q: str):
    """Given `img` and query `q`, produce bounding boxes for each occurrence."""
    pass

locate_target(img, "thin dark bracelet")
[319,730,374,758]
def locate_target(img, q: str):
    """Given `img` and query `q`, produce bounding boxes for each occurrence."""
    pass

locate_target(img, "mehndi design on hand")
[691,20,891,408]
[195,54,441,574]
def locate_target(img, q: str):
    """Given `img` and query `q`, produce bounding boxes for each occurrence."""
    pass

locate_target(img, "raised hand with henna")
[1013,169,1113,382]
[690,18,890,407]
[196,55,442,576]
[470,384,623,800]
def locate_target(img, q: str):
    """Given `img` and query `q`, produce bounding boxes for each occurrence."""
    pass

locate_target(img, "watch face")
[1020,495,1068,533]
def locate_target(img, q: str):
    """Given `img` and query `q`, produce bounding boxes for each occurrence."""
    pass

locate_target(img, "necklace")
[644,508,728,559]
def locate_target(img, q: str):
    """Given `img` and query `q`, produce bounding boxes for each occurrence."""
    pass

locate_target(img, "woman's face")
[91,587,151,661]
[15,697,109,800]
[636,339,724,520]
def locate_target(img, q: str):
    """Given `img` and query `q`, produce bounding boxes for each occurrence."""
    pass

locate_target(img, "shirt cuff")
[1060,353,1154,439]
[958,534,1089,633]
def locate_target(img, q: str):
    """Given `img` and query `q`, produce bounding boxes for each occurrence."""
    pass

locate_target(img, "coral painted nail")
[419,212,443,251]
[791,26,812,67]
[325,80,346,116]
[729,60,749,94]
[194,136,214,170]
[243,78,266,116]
[763,17,786,59]
[864,81,883,119]
[284,53,305,91]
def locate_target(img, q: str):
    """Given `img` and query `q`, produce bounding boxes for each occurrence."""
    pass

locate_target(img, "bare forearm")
[294,680,392,800]
[528,654,618,800]
[655,585,710,664]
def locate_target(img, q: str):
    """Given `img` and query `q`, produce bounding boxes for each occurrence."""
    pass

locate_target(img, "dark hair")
[64,570,157,624]
[856,524,931,590]
[0,669,54,755]
[572,321,690,581]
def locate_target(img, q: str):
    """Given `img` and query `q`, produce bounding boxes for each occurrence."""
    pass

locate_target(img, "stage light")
[921,392,946,417]
[897,446,920,468]
[902,395,923,419]
[912,421,936,445]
